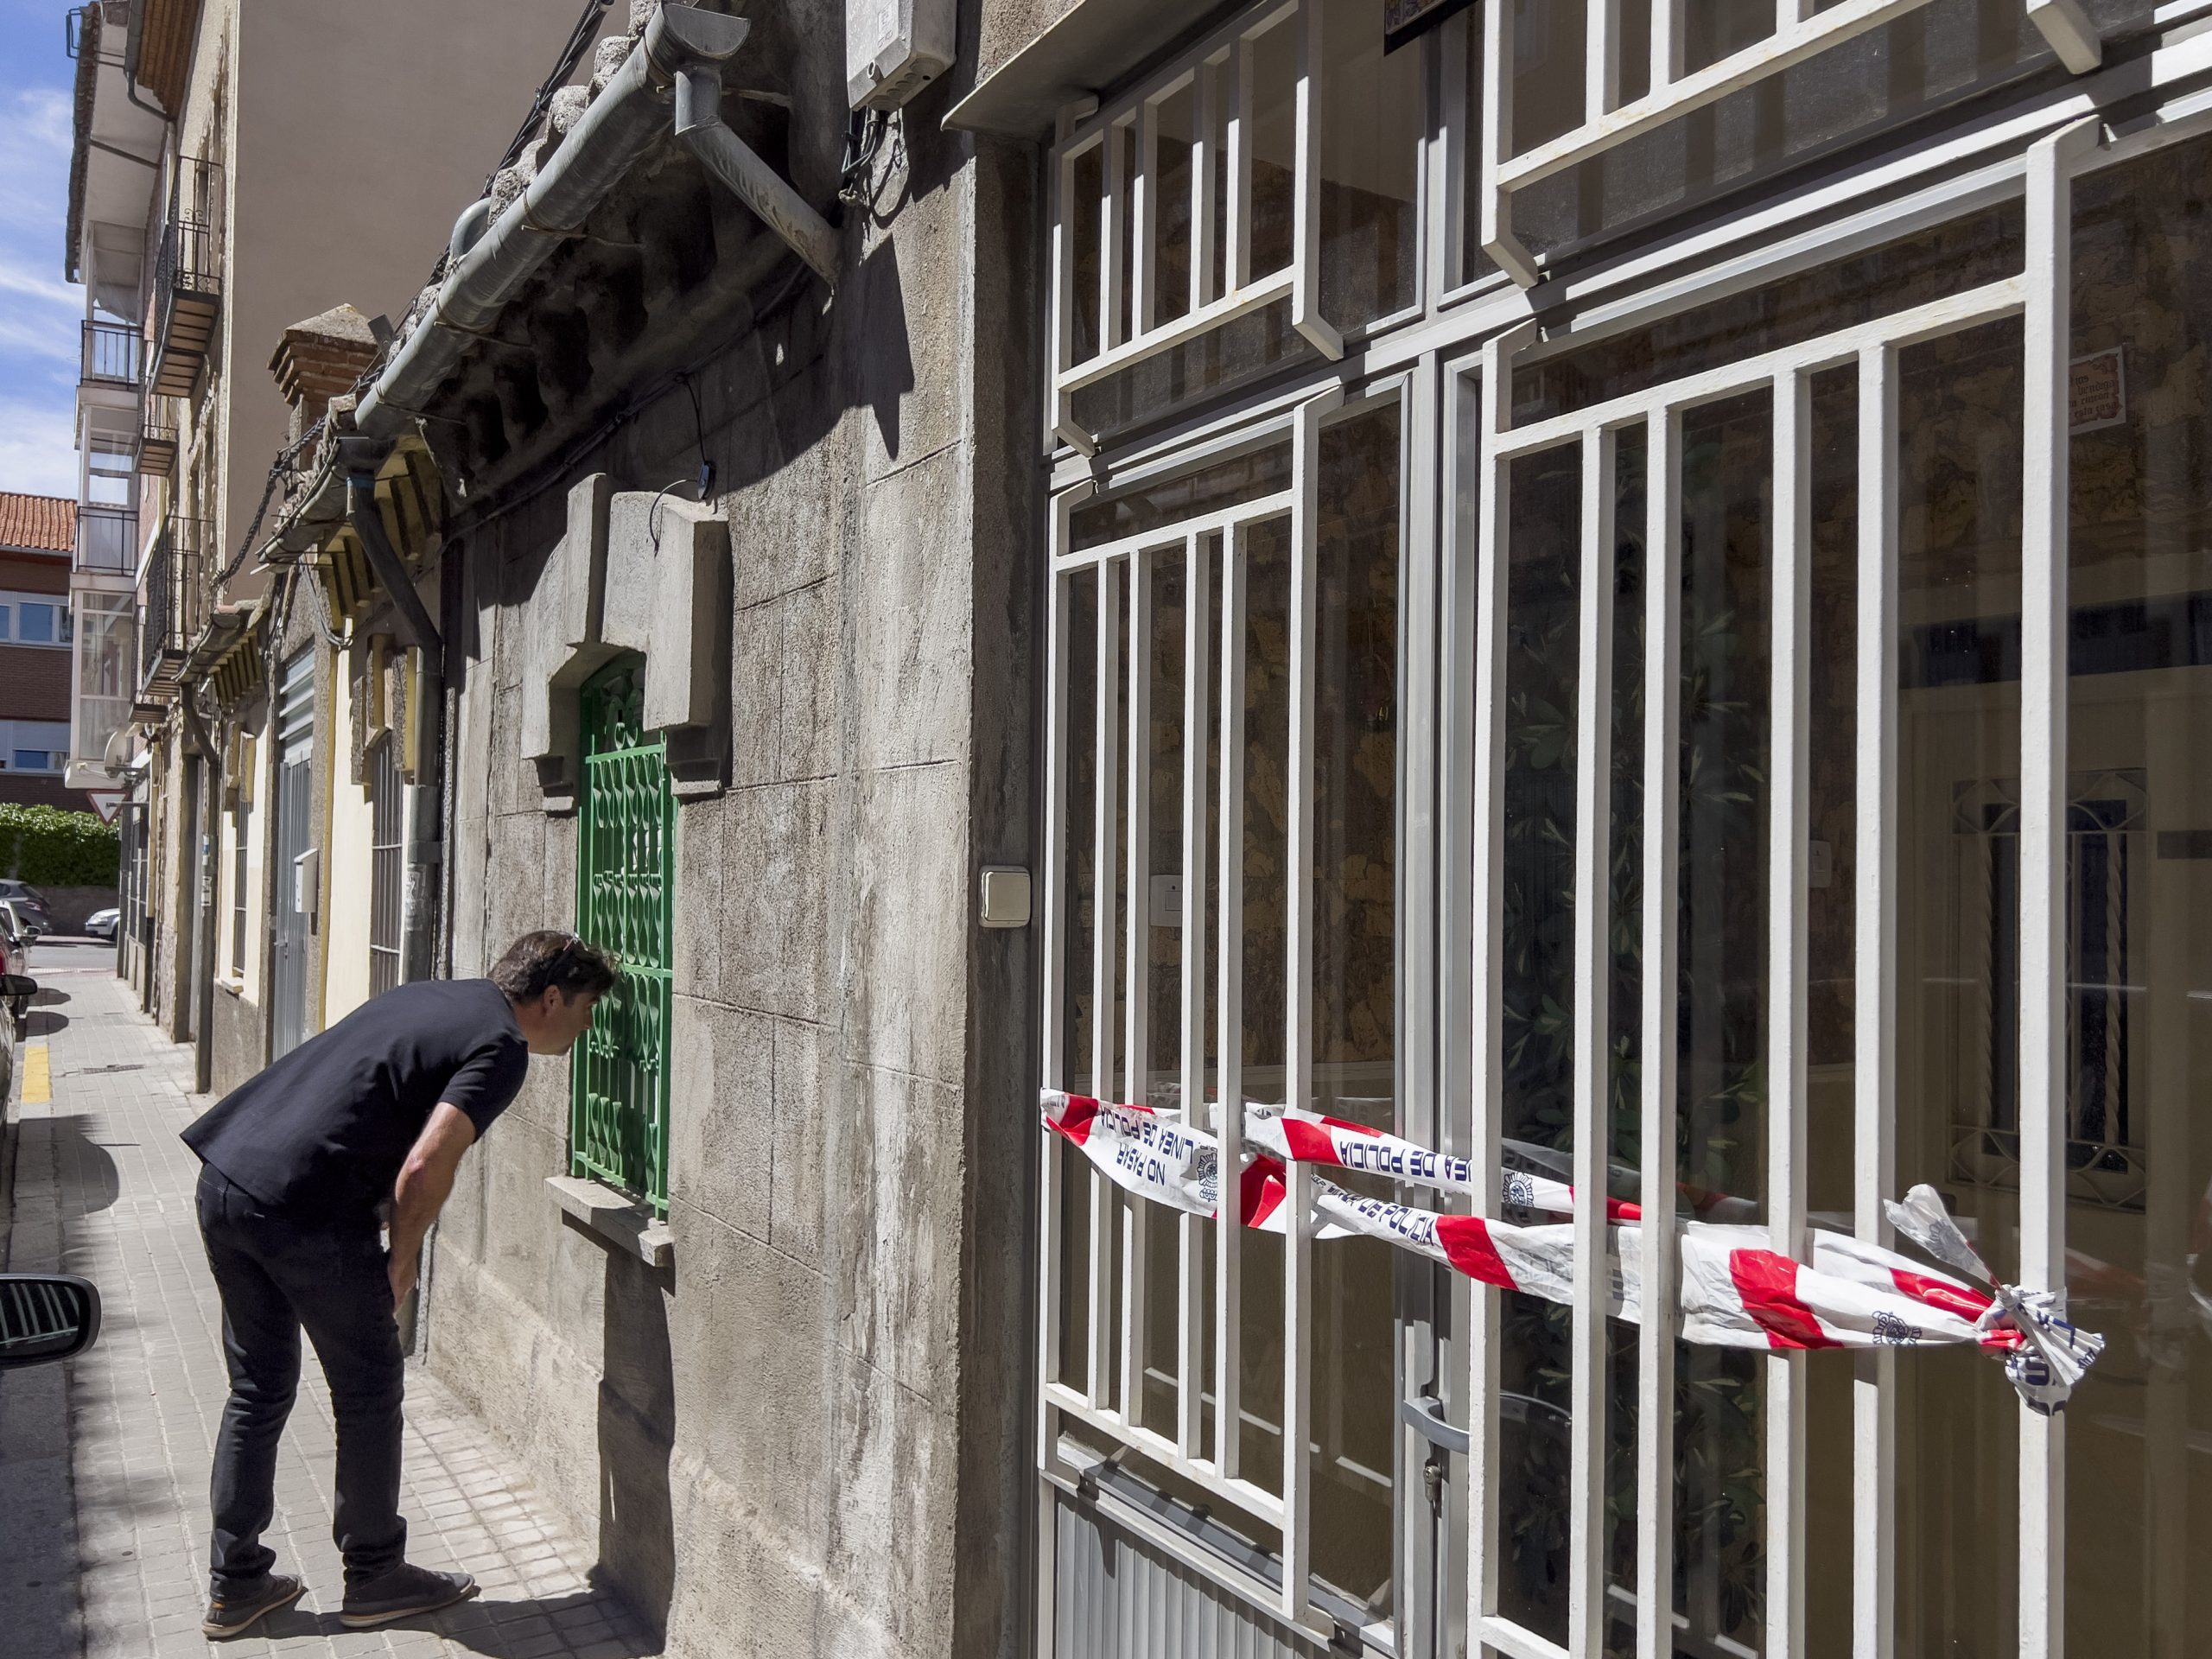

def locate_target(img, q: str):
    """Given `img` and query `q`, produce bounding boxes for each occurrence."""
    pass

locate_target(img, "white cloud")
[0,394,79,496]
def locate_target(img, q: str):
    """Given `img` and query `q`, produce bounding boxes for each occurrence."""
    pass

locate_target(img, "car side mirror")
[0,1275,103,1369]
[2,975,36,999]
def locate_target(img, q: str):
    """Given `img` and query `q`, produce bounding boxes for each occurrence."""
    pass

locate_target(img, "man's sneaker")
[201,1572,305,1638]
[339,1562,478,1629]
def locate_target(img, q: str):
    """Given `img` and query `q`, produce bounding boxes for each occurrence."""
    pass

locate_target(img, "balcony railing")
[149,157,224,400]
[137,396,177,476]
[80,320,142,389]
[138,515,206,696]
[75,504,138,575]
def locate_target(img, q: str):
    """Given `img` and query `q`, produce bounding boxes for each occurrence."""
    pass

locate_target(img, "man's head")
[489,931,620,1054]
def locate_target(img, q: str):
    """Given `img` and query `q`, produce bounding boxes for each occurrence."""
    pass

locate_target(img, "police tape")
[1041,1090,2105,1413]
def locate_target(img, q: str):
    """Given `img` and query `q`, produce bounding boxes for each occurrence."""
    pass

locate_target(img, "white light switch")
[1149,874,1183,927]
[1808,840,1834,889]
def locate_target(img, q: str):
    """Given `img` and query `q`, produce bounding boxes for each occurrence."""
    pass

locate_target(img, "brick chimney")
[269,303,381,442]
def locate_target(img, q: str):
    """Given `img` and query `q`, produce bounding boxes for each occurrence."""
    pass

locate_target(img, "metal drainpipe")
[120,7,168,124]
[178,701,219,1088]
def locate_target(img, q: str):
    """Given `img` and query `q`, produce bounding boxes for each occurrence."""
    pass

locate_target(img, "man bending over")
[181,931,618,1637]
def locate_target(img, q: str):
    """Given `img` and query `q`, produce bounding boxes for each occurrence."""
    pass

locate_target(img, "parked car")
[3,968,32,1058]
[0,1268,102,1373]
[84,907,119,943]
[0,881,52,937]
[0,910,29,1034]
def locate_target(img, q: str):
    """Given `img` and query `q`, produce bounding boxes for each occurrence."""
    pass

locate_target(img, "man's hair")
[489,931,620,1002]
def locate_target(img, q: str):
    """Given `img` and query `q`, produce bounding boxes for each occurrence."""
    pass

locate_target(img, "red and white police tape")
[1041,1090,2104,1414]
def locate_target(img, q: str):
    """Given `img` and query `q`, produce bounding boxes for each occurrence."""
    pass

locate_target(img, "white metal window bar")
[1477,0,2104,286]
[1038,386,1357,1632]
[1046,0,1347,457]
[1460,125,2097,1659]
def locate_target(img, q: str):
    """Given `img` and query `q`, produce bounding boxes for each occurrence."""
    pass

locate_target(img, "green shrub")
[0,803,121,887]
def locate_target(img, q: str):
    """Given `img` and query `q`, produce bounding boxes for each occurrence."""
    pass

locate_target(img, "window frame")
[367,733,403,996]
[1042,378,1446,1647]
[569,656,677,1217]
[0,593,71,650]
[1475,0,2106,285]
[1035,21,2212,1659]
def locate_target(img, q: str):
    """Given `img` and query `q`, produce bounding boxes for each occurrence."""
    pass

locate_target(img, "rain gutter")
[356,1,838,442]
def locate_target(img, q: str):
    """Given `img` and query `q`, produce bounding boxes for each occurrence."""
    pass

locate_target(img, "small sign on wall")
[2069,346,2126,434]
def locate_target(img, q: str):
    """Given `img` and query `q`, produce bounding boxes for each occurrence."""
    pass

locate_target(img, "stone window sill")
[545,1175,673,1268]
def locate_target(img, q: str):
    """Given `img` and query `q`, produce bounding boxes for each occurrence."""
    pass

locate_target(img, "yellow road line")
[21,1042,49,1104]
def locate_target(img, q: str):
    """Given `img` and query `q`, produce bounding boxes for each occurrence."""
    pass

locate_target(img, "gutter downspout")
[179,701,219,1090]
[121,1,173,124]
[672,62,841,288]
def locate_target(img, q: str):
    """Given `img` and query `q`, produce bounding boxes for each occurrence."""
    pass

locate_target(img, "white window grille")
[1039,18,2212,1659]
[1047,0,1360,455]
[1476,0,2107,284]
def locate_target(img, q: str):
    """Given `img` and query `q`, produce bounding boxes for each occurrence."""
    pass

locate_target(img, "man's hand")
[385,1103,478,1319]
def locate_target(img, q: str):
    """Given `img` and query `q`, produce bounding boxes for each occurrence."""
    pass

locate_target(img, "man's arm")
[387,1102,479,1309]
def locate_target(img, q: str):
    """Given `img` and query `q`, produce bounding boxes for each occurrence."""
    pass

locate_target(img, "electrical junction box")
[846,0,954,111]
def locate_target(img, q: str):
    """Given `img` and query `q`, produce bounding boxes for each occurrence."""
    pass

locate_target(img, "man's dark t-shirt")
[183,978,527,1219]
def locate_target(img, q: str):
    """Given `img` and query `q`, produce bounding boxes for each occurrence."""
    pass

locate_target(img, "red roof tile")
[0,493,75,556]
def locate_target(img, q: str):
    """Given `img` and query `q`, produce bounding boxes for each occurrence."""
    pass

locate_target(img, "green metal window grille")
[570,657,675,1215]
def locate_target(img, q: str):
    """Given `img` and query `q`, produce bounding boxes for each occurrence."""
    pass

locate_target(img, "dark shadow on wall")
[856,232,915,466]
[595,1244,676,1637]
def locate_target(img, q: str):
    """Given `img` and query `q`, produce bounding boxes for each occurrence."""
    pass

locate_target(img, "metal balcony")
[137,397,177,476]
[149,157,224,400]
[137,515,207,697]
[80,319,143,389]
[75,504,138,575]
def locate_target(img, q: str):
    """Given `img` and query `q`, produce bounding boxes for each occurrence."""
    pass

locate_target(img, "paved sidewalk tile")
[1,943,660,1659]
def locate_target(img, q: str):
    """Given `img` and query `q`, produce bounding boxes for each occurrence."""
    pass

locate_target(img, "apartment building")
[0,493,86,811]
[62,0,596,1053]
[118,1,2212,1657]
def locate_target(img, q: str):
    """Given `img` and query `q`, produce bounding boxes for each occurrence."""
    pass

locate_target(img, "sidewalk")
[0,941,658,1659]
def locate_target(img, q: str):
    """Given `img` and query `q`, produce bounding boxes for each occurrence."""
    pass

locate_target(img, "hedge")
[0,803,121,887]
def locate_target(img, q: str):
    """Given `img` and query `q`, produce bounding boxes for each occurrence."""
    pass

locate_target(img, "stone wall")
[429,17,1041,1657]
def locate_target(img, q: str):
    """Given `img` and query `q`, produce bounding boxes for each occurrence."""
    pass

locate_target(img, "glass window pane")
[1236,512,1294,1494]
[1496,437,1581,1646]
[1672,386,1776,1655]
[1153,81,1197,327]
[1318,0,1421,327]
[1249,14,1300,280]
[1893,315,2025,1654]
[1059,568,1101,1393]
[1071,442,1291,553]
[2058,131,2212,1656]
[1307,404,1402,1616]
[1508,0,2074,265]
[1140,543,1190,1441]
[19,603,55,644]
[1512,206,2024,425]
[1071,142,1104,365]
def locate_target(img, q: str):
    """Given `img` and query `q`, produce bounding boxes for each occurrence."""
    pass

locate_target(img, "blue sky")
[0,0,86,499]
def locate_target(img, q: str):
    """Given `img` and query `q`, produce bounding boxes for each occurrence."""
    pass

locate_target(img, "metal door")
[270,649,315,1058]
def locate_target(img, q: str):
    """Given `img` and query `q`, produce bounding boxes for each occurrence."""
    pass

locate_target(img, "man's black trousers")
[194,1164,407,1592]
